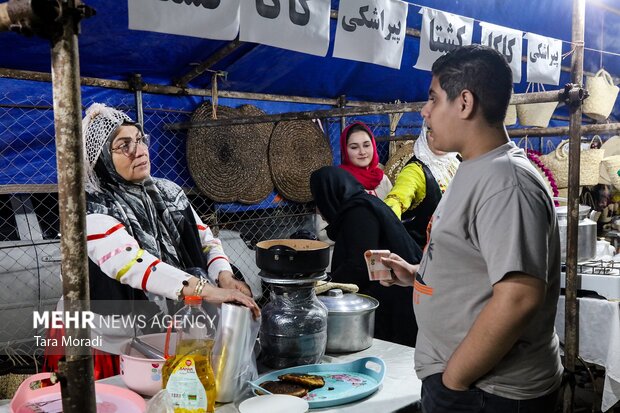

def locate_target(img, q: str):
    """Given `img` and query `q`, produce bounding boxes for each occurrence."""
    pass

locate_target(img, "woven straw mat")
[187,103,273,203]
[238,104,274,204]
[269,120,333,203]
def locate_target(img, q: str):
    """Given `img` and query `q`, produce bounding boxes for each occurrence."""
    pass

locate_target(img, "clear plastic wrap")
[211,302,261,403]
[145,389,175,413]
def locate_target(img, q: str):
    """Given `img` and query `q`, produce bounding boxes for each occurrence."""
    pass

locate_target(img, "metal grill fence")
[0,89,424,354]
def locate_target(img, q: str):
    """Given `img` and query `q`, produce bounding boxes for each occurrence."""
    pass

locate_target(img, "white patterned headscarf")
[413,121,460,193]
[83,103,135,193]
[83,103,193,272]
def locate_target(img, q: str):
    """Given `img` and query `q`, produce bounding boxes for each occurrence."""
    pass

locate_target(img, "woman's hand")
[202,284,261,319]
[380,253,418,287]
[218,270,253,297]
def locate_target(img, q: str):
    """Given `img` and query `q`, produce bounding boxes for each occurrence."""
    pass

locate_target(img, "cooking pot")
[317,289,379,353]
[255,239,330,274]
[556,204,597,262]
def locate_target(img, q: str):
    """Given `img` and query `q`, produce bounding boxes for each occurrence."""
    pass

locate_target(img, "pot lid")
[555,204,591,218]
[317,289,379,313]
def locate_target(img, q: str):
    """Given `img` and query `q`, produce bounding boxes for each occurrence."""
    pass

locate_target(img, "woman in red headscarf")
[316,122,392,244]
[338,122,392,198]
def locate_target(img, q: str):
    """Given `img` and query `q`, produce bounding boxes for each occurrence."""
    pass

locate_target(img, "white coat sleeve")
[87,213,190,300]
[190,207,233,282]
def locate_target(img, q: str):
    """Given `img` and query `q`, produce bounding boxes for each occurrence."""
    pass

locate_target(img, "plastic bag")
[146,389,174,413]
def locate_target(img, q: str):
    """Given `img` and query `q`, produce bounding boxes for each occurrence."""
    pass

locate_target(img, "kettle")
[555,199,597,262]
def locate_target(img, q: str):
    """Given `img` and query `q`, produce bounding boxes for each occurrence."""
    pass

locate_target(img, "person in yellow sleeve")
[384,121,460,250]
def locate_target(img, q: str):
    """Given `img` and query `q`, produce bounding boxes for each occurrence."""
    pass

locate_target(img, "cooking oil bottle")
[163,295,217,413]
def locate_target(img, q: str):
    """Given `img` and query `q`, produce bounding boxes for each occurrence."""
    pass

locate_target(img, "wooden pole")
[563,0,586,412]
[51,2,97,411]
[507,122,620,137]
[166,91,562,130]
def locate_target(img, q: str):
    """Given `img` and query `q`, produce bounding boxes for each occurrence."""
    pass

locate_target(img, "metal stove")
[560,260,620,300]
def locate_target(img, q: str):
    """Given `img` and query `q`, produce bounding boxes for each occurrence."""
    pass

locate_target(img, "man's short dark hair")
[431,45,513,125]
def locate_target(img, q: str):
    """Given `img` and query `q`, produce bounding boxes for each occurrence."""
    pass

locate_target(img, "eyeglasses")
[111,134,150,157]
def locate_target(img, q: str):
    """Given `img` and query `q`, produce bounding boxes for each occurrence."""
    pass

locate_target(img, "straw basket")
[539,139,604,188]
[517,102,558,128]
[504,104,517,126]
[600,155,620,190]
[384,141,414,184]
[583,69,619,121]
[526,150,558,198]
[516,83,558,128]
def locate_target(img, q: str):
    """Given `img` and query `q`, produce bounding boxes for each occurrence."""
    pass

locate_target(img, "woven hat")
[384,140,414,184]
[600,136,620,185]
[269,120,333,202]
[187,103,272,203]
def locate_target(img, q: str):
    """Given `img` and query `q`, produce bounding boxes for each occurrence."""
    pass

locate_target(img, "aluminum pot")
[556,204,597,262]
[255,239,330,274]
[317,289,379,353]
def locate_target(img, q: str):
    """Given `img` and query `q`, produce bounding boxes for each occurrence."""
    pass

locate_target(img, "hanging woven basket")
[269,120,333,203]
[504,104,517,126]
[583,69,619,121]
[187,103,272,203]
[516,83,558,128]
[539,139,604,188]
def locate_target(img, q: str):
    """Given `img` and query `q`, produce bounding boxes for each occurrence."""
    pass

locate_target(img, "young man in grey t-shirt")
[382,45,563,412]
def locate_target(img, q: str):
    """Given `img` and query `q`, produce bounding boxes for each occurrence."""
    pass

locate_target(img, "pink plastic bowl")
[119,333,176,397]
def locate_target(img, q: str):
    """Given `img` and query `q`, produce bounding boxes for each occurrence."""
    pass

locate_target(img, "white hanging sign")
[480,22,523,83]
[525,32,562,85]
[414,8,474,71]
[332,0,409,69]
[240,0,331,57]
[128,0,240,41]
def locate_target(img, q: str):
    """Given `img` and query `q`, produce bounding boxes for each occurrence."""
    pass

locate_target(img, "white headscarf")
[82,103,135,193]
[413,122,460,193]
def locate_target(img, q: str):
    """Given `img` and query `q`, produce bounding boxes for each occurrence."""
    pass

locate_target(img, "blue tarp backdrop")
[1,0,619,187]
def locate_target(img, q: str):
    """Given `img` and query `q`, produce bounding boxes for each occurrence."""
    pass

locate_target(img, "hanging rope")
[211,72,219,120]
[388,101,405,157]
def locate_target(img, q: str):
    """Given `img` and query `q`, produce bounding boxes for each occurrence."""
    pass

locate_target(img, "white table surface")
[0,338,421,413]
[555,295,620,412]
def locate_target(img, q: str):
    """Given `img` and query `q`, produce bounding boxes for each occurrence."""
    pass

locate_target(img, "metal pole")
[50,2,96,412]
[131,74,144,127]
[338,95,347,133]
[564,0,586,412]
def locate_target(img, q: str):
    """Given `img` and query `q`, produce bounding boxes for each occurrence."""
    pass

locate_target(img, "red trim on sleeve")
[141,259,161,291]
[87,223,125,241]
[196,224,209,231]
[207,256,228,267]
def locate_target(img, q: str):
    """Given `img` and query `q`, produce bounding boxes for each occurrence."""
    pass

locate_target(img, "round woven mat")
[269,120,333,203]
[237,105,274,204]
[384,140,414,184]
[186,103,272,203]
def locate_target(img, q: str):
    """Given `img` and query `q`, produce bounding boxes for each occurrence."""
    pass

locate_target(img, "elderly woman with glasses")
[44,103,259,379]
